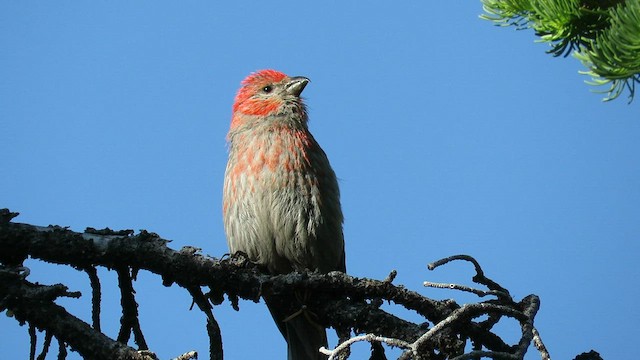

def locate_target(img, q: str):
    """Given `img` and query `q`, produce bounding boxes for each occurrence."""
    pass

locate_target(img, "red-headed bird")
[223,69,345,359]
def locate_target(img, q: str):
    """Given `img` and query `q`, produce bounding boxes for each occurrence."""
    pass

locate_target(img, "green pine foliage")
[481,0,640,102]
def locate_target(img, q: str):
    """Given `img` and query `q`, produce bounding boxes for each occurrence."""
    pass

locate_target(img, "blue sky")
[1,2,638,359]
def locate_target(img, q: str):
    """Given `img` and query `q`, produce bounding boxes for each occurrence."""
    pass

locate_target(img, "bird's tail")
[264,294,328,360]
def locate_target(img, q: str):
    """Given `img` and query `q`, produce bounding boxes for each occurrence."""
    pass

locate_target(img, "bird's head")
[230,69,309,131]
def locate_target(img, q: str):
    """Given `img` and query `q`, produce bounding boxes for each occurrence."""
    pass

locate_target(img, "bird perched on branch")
[223,69,345,359]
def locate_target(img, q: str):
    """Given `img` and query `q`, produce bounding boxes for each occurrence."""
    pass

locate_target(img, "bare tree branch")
[0,267,150,359]
[0,209,600,360]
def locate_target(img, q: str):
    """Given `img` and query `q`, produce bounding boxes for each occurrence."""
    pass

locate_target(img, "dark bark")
[0,209,595,360]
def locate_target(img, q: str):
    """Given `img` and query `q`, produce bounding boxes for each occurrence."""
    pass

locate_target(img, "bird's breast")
[223,130,323,214]
[232,130,314,183]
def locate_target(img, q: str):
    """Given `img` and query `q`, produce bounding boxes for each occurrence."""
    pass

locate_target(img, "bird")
[222,69,345,359]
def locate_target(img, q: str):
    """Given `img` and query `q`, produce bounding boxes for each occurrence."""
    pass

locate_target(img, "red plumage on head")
[231,69,298,129]
[232,69,289,117]
[241,69,287,86]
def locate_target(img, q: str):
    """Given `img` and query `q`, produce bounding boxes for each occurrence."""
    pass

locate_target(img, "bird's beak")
[285,76,310,97]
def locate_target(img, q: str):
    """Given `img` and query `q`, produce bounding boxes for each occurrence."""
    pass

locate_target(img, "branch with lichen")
[320,255,543,360]
[0,209,600,359]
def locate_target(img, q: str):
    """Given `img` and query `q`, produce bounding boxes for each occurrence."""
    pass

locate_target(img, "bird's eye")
[262,85,273,93]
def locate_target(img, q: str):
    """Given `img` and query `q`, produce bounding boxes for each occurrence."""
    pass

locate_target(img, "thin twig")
[532,327,551,360]
[84,266,102,331]
[515,295,540,358]
[428,255,512,301]
[187,286,222,360]
[423,281,509,298]
[320,334,412,360]
[172,351,198,360]
[57,338,67,360]
[116,267,148,350]
[29,323,37,360]
[412,302,528,353]
[450,350,520,360]
[36,331,53,360]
